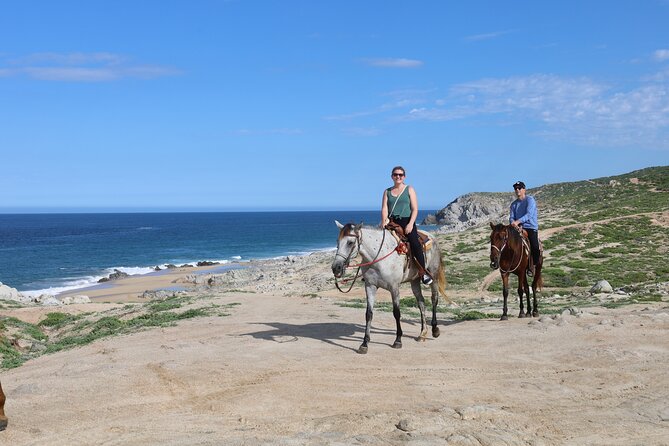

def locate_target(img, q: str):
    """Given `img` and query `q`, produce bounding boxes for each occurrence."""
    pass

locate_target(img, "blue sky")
[1,0,668,212]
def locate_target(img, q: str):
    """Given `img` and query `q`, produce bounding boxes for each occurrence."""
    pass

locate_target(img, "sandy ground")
[1,254,669,445]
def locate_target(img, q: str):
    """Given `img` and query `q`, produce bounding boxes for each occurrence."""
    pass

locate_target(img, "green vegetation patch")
[1,293,237,370]
[449,310,498,321]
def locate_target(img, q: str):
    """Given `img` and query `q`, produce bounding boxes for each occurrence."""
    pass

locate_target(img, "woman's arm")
[407,186,418,233]
[380,189,389,227]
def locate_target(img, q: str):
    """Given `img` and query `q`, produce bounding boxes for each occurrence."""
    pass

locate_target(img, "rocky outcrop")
[423,193,511,232]
[0,282,31,304]
[98,269,130,283]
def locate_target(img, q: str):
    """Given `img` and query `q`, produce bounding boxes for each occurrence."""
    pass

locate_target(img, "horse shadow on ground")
[241,322,404,352]
[241,319,453,352]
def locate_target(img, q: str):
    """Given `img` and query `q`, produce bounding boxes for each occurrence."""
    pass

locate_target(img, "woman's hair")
[391,166,405,174]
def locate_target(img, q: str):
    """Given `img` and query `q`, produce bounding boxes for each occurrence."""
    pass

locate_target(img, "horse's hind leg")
[0,380,7,431]
[429,281,440,338]
[525,281,532,317]
[410,280,428,341]
[390,287,403,349]
[358,284,377,354]
[531,267,541,317]
[517,280,526,318]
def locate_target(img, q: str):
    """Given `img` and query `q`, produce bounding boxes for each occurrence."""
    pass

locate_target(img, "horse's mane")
[493,223,523,246]
[338,223,382,240]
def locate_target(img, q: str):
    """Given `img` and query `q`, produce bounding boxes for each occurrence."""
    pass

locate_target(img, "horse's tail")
[534,259,544,292]
[437,249,448,301]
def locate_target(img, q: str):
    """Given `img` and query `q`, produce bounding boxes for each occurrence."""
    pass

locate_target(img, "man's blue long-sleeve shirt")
[509,195,538,230]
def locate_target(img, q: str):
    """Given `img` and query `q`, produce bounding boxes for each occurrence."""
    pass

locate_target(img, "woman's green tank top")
[386,186,411,218]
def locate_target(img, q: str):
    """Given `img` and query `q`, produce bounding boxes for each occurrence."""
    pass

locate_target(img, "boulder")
[98,269,129,283]
[0,282,30,303]
[36,295,63,306]
[197,261,219,267]
[590,280,613,294]
[60,295,91,305]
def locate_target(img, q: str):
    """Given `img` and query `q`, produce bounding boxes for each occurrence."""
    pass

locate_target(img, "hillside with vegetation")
[430,165,669,311]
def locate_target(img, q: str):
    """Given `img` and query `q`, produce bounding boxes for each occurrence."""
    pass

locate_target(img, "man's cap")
[513,181,526,189]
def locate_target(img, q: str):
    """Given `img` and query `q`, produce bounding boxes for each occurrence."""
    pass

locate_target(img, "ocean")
[0,211,436,296]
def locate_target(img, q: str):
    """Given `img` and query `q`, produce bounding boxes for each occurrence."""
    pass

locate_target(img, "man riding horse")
[509,181,540,276]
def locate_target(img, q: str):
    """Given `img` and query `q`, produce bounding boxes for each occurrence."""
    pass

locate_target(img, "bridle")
[334,226,394,293]
[491,226,523,274]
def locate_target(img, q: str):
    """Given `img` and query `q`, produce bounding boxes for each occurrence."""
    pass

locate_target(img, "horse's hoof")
[392,341,402,349]
[0,418,7,432]
[532,312,539,317]
[415,336,426,342]
[357,345,368,354]
[432,327,440,338]
[518,313,526,319]
[500,315,508,321]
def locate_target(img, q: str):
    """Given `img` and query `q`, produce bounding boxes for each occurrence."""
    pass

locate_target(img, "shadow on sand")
[241,318,458,352]
[242,322,403,352]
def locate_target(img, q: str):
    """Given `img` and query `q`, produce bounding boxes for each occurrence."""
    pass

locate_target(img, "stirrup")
[527,265,535,276]
[422,274,433,285]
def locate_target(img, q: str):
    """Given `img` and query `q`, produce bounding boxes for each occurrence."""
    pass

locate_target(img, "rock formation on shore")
[422,193,511,232]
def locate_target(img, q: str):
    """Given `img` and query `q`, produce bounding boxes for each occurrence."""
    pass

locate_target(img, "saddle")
[384,221,432,256]
[516,227,543,271]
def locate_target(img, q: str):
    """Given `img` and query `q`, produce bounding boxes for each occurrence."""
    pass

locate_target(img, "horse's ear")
[354,222,363,231]
[335,220,344,229]
[490,222,495,229]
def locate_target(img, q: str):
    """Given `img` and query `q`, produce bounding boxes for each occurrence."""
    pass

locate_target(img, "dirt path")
[1,292,668,445]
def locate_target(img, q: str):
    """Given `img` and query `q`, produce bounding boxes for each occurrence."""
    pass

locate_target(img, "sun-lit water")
[0,211,436,295]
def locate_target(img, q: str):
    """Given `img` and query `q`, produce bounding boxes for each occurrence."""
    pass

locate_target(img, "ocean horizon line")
[0,208,403,215]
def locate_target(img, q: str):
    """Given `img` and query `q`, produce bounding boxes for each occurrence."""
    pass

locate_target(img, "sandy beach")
[1,250,668,445]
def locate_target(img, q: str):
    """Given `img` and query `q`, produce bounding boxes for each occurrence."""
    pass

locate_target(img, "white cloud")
[398,74,669,148]
[362,58,423,68]
[464,30,515,42]
[9,52,125,66]
[0,52,180,82]
[653,49,669,62]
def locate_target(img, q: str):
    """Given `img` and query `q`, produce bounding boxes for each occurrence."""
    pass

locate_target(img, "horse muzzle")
[490,261,499,270]
[332,262,345,278]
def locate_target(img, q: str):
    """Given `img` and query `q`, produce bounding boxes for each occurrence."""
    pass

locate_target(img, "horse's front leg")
[0,380,7,431]
[501,273,510,321]
[390,286,403,349]
[410,280,428,342]
[524,275,532,317]
[358,283,377,354]
[517,272,527,318]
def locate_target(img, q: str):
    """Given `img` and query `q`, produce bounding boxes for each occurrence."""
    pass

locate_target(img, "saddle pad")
[417,230,432,251]
[387,229,432,254]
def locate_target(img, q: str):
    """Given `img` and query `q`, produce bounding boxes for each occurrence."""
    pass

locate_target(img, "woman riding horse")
[332,221,446,353]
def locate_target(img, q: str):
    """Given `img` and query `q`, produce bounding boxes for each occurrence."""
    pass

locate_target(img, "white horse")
[331,221,446,354]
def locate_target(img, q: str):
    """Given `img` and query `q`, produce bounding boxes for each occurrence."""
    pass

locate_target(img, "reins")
[334,227,394,293]
[493,227,525,274]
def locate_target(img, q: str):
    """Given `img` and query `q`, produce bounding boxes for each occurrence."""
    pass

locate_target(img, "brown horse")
[489,223,543,320]
[0,379,6,431]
